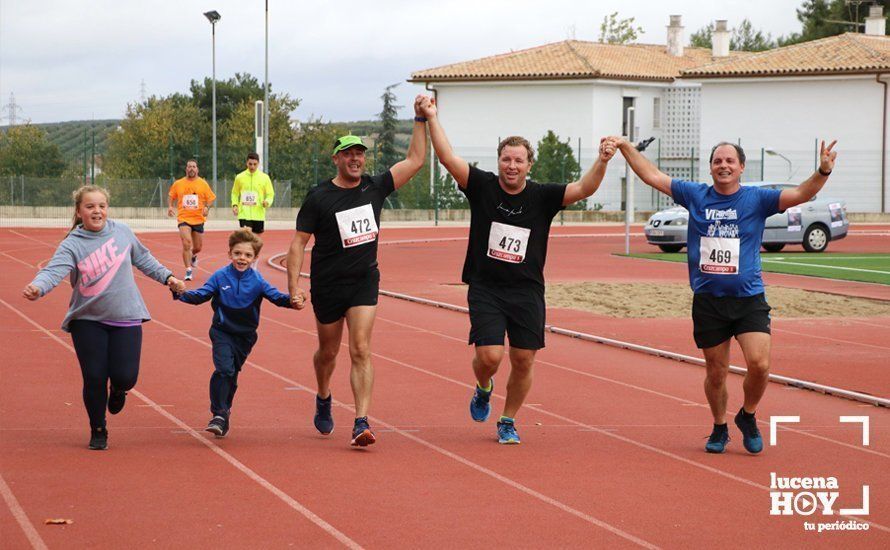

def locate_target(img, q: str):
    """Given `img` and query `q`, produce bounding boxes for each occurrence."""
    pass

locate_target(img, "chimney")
[865,5,886,36]
[666,15,684,57]
[712,20,730,58]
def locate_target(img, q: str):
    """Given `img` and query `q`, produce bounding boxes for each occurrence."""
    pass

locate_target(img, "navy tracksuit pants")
[209,326,257,418]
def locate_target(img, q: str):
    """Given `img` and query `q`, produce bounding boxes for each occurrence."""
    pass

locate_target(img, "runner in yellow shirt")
[231,152,274,235]
[168,159,216,281]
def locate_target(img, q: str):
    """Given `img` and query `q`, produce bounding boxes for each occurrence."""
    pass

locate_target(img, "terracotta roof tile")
[681,33,890,78]
[409,40,746,83]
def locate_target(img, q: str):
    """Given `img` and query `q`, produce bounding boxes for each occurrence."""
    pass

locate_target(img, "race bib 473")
[487,221,530,263]
[335,204,379,248]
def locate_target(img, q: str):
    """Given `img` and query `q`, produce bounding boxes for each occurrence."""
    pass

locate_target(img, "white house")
[681,8,890,212]
[411,12,890,213]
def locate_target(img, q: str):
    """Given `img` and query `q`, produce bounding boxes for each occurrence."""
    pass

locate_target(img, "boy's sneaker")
[496,418,521,445]
[107,386,127,415]
[705,423,730,453]
[469,379,493,422]
[734,408,763,454]
[89,426,108,450]
[191,254,198,267]
[314,393,334,435]
[206,415,229,438]
[185,268,194,281]
[350,416,376,447]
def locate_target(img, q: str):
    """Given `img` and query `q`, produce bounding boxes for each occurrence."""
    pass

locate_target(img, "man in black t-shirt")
[287,96,427,447]
[419,96,615,444]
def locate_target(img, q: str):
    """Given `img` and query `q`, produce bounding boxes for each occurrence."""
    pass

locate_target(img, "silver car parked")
[644,182,849,253]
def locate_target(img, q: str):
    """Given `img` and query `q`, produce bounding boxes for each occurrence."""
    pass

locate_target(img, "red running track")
[0,226,888,548]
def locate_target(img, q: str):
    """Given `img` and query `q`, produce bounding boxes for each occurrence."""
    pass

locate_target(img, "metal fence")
[2,140,886,228]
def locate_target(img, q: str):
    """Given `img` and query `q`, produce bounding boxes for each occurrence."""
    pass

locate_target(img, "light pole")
[204,10,221,192]
[263,0,269,173]
[765,148,792,181]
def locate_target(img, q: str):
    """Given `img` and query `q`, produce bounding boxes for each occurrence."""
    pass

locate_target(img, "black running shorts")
[311,270,380,325]
[692,292,771,349]
[467,282,545,350]
[239,219,265,234]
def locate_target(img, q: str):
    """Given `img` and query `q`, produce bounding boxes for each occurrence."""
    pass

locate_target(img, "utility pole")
[2,93,23,126]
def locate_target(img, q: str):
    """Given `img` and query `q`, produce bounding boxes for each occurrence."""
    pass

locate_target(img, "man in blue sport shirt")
[606,136,837,455]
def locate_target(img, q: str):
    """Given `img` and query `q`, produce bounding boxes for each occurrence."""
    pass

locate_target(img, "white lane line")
[762,258,890,275]
[0,474,48,550]
[0,250,36,268]
[255,312,890,532]
[0,299,363,550]
[153,317,658,548]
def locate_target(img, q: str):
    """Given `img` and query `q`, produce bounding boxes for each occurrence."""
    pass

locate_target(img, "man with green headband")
[286,95,427,447]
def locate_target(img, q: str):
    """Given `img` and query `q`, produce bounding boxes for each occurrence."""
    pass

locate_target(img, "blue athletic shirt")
[178,264,291,334]
[670,179,782,297]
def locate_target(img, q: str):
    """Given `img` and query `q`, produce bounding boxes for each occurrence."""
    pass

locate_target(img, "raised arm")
[286,231,311,309]
[779,140,837,211]
[562,139,616,206]
[609,136,674,198]
[420,96,470,189]
[389,95,428,189]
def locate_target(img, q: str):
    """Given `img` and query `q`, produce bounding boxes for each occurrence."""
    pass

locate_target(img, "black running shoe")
[206,415,229,438]
[350,416,376,447]
[89,427,108,450]
[314,393,334,435]
[108,386,127,415]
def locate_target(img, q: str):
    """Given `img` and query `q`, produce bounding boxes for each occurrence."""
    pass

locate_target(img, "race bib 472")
[335,204,379,248]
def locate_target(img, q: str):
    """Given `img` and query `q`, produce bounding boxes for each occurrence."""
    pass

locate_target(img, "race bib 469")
[700,237,740,274]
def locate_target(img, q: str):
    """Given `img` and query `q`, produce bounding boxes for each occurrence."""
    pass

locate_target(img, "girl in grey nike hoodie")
[23,186,185,450]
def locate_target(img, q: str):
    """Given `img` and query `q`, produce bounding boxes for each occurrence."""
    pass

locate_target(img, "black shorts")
[692,292,772,349]
[239,219,265,233]
[467,282,545,350]
[311,270,380,324]
[177,222,205,233]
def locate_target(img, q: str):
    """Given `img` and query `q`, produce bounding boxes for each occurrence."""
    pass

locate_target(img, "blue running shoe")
[496,418,520,445]
[350,416,376,447]
[734,408,763,454]
[314,393,334,435]
[469,379,493,422]
[705,424,729,453]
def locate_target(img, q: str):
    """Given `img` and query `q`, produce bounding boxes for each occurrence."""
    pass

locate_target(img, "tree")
[529,131,584,210]
[376,83,401,171]
[189,73,266,124]
[689,19,776,51]
[103,95,204,178]
[0,124,66,176]
[598,12,643,44]
[218,93,300,180]
[780,0,889,46]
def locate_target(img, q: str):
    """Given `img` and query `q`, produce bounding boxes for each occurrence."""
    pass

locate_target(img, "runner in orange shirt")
[168,159,216,280]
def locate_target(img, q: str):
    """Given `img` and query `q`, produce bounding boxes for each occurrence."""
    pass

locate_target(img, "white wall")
[697,76,889,212]
[431,80,670,211]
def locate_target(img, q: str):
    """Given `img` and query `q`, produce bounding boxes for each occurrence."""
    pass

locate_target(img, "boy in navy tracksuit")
[175,228,293,437]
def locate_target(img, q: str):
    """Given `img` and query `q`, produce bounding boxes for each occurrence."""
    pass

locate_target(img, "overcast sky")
[1,1,812,124]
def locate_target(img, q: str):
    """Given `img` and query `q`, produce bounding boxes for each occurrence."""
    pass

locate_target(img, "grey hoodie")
[30,220,173,332]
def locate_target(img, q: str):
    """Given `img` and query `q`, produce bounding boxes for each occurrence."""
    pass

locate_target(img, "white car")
[644,182,849,253]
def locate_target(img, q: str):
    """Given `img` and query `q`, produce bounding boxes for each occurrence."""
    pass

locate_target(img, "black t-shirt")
[460,166,566,288]
[296,171,395,287]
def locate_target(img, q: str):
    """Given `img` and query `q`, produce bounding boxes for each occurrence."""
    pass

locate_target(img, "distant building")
[412,9,890,212]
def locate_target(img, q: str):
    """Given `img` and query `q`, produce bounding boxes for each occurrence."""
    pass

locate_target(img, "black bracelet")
[414,116,428,123]
[818,167,832,176]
